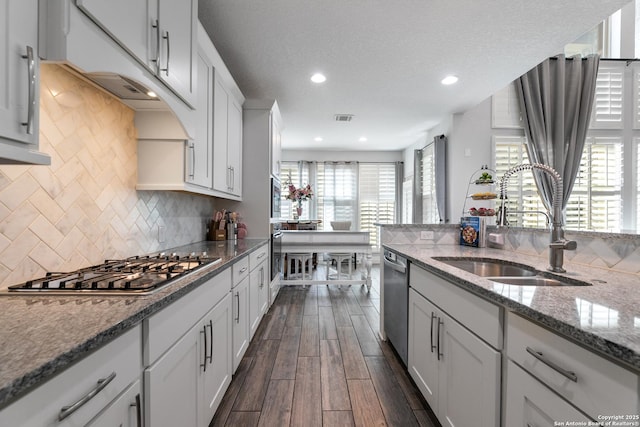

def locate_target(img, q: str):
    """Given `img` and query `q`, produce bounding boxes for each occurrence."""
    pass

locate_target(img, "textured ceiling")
[198,0,630,151]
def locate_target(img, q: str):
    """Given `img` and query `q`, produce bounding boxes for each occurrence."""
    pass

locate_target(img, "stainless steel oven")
[271,177,281,219]
[270,222,282,281]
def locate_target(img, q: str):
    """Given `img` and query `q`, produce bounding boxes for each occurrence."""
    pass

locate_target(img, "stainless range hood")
[39,0,195,139]
[84,73,161,102]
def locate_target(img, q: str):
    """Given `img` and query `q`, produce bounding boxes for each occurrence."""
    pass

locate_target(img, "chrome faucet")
[497,163,577,273]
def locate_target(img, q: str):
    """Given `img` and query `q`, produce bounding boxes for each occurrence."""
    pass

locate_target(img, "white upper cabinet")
[187,46,213,189]
[212,67,243,199]
[0,0,50,164]
[75,0,197,108]
[136,22,244,200]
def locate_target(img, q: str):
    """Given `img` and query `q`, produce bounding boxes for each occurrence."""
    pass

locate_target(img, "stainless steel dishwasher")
[383,249,408,366]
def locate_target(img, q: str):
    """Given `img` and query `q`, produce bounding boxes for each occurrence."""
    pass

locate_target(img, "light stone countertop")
[384,243,640,373]
[0,238,268,409]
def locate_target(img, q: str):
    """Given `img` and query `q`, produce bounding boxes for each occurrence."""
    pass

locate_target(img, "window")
[359,163,397,247]
[280,161,399,249]
[492,60,639,232]
[420,144,439,224]
[566,137,623,231]
[316,162,358,229]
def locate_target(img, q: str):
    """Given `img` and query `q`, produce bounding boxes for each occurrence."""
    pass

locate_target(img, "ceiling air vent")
[334,114,354,122]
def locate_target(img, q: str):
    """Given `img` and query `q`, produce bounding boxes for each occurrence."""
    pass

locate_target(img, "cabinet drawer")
[410,264,502,349]
[506,312,639,419]
[0,326,141,427]
[233,256,250,286]
[145,268,231,364]
[249,244,269,271]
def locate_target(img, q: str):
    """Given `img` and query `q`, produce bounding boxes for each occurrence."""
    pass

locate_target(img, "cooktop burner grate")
[5,253,221,295]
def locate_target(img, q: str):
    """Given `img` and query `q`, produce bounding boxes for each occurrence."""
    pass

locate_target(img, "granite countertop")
[384,243,640,374]
[0,238,268,409]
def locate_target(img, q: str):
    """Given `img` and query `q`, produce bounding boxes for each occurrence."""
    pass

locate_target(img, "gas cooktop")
[3,253,221,296]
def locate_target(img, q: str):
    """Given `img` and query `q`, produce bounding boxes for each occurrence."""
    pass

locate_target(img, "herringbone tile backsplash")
[0,65,213,289]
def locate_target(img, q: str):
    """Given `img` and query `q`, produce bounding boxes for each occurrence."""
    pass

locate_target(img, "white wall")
[402,97,493,223]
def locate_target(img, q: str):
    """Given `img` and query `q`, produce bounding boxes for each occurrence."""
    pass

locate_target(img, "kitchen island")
[383,243,640,372]
[0,239,268,410]
[281,230,373,289]
[383,243,640,425]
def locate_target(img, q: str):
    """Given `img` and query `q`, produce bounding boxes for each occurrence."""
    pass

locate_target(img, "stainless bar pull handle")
[257,252,266,259]
[239,266,248,274]
[161,31,170,76]
[526,347,577,382]
[201,325,208,371]
[260,267,264,288]
[21,45,35,135]
[130,393,142,427]
[151,20,160,74]
[437,318,443,360]
[189,142,195,179]
[58,372,116,420]
[207,319,213,364]
[430,312,436,353]
[235,291,240,323]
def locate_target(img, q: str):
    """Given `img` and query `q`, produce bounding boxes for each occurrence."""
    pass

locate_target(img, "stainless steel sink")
[433,258,537,277]
[433,257,591,287]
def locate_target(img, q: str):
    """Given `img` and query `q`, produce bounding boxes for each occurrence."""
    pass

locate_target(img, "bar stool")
[325,252,352,288]
[326,221,353,288]
[287,252,313,286]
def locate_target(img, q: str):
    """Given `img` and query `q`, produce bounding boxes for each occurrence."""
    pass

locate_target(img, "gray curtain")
[515,54,599,216]
[433,135,448,223]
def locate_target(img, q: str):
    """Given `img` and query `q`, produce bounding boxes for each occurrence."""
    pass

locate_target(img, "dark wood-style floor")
[210,267,440,427]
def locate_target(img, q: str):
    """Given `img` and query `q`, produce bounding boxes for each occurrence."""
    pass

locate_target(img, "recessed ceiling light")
[310,73,327,84]
[441,75,459,85]
[314,136,323,142]
[146,91,157,98]
[359,137,368,142]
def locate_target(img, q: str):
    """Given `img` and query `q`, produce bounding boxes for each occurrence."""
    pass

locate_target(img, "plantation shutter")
[359,163,396,248]
[590,63,624,129]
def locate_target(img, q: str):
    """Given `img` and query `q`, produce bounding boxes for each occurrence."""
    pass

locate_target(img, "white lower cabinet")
[0,325,141,426]
[505,311,639,423]
[249,244,269,338]
[505,360,590,426]
[232,274,250,372]
[409,288,501,427]
[144,269,233,427]
[145,292,232,427]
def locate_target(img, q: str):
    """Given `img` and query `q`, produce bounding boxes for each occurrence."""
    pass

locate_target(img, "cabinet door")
[232,276,250,372]
[408,288,439,411]
[86,380,142,427]
[227,95,243,196]
[249,262,268,338]
[156,0,197,107]
[0,0,39,147]
[145,322,201,427]
[187,49,213,188]
[437,310,501,427]
[212,74,230,193]
[75,0,149,66]
[505,360,591,426]
[200,293,233,426]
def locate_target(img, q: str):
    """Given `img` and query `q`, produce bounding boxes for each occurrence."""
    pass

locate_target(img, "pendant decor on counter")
[285,175,313,220]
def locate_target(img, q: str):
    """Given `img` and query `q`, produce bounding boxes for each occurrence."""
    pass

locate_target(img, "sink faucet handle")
[550,239,577,250]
